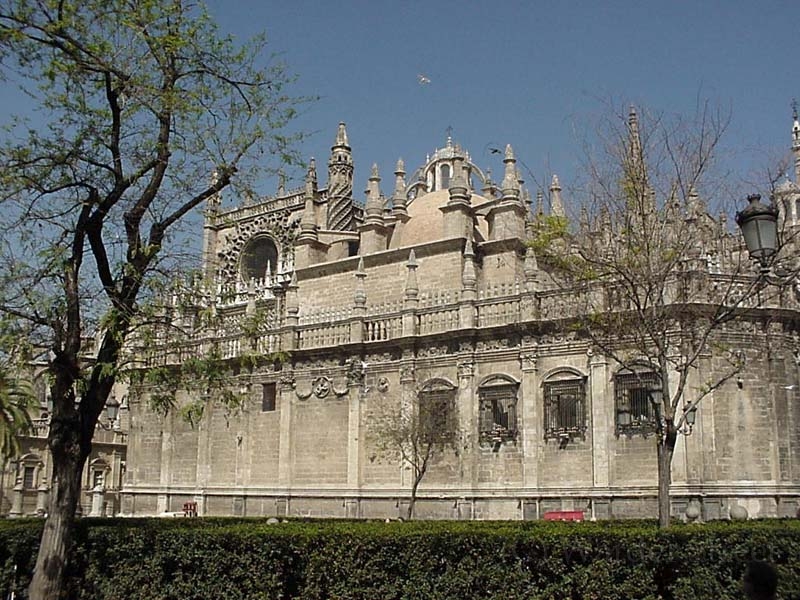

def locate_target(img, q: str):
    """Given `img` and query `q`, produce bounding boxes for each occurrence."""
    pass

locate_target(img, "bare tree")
[531,103,791,527]
[366,389,464,520]
[0,1,306,596]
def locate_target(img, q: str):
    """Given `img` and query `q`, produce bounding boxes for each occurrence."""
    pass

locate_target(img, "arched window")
[614,365,660,437]
[418,379,457,442]
[240,236,278,281]
[88,458,110,490]
[18,453,43,490]
[440,164,451,189]
[478,375,518,443]
[543,370,587,441]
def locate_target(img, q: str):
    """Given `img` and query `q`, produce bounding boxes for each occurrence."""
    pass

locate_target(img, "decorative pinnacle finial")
[370,163,379,179]
[793,99,798,121]
[335,122,349,147]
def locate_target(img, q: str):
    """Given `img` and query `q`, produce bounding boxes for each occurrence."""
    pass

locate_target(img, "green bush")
[1,518,798,599]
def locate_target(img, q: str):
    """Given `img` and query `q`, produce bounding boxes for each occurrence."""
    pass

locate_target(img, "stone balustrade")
[137,270,797,365]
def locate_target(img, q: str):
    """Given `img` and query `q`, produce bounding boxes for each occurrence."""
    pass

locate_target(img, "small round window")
[240,236,278,281]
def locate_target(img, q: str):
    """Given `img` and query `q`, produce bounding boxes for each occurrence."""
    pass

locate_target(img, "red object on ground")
[543,510,584,521]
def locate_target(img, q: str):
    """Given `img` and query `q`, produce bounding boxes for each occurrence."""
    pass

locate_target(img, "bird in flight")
[417,74,431,85]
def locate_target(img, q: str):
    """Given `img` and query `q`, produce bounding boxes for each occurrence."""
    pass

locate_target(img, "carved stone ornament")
[457,361,474,379]
[399,365,416,383]
[313,376,331,398]
[520,352,538,372]
[377,377,390,393]
[347,360,366,387]
[215,211,298,282]
[279,372,296,389]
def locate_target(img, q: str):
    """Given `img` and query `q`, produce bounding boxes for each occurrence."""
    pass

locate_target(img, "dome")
[396,189,490,247]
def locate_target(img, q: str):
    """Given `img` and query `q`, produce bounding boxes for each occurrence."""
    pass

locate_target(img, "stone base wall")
[120,488,800,521]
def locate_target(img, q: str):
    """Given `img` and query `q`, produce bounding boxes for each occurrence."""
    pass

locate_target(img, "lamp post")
[735,193,779,272]
[736,192,800,301]
[105,396,120,429]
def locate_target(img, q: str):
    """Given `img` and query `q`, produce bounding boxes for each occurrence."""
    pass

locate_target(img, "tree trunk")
[656,428,677,528]
[28,430,86,599]
[407,471,422,520]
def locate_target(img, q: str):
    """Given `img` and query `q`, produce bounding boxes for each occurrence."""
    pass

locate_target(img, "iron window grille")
[478,383,518,444]
[23,466,36,490]
[262,382,277,412]
[419,386,456,443]
[614,371,660,437]
[543,378,587,440]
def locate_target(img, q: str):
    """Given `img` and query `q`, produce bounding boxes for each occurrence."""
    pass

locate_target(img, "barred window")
[419,380,456,442]
[543,377,587,440]
[262,382,277,412]
[478,377,518,443]
[614,370,660,436]
[23,466,36,490]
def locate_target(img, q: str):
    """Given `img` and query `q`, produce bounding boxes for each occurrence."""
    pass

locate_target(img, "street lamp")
[679,403,697,435]
[735,194,779,272]
[105,396,120,425]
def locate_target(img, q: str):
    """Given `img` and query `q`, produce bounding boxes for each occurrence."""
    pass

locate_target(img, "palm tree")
[0,365,35,457]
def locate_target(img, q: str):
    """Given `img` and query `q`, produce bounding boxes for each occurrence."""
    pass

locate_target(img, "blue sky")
[202,0,798,205]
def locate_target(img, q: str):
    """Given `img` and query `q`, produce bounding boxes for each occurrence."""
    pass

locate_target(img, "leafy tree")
[0,0,306,596]
[531,103,793,528]
[0,363,35,457]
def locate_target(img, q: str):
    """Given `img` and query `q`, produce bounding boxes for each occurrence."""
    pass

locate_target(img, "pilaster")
[398,363,416,491]
[347,366,364,488]
[589,349,610,488]
[520,347,540,488]
[277,372,295,487]
[457,357,476,488]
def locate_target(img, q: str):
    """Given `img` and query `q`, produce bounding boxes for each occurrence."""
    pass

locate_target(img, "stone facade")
[121,113,800,521]
[0,360,127,517]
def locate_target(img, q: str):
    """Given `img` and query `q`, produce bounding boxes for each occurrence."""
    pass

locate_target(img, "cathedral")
[119,111,800,521]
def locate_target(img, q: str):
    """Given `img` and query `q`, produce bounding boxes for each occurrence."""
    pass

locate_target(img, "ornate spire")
[524,245,539,290]
[327,123,355,230]
[550,174,565,218]
[335,121,349,147]
[392,158,408,216]
[354,257,367,307]
[579,204,589,234]
[207,169,221,213]
[687,185,703,220]
[364,164,383,225]
[461,243,477,291]
[286,272,299,317]
[792,100,800,183]
[404,250,418,300]
[501,144,520,202]
[305,158,318,195]
[299,159,318,240]
[277,169,286,196]
[627,105,647,184]
[447,155,470,206]
[536,190,544,217]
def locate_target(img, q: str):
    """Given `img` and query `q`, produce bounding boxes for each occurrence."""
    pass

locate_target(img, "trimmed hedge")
[1,518,799,599]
